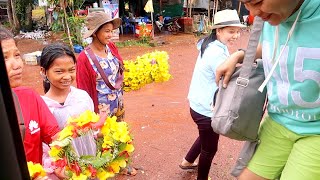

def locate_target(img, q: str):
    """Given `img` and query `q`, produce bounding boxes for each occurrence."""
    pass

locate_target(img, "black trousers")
[185,108,220,180]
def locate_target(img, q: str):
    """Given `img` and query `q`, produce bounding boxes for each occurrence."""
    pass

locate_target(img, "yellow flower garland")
[49,110,134,179]
[123,51,171,92]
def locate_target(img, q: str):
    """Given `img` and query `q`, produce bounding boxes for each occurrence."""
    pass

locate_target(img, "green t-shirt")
[262,0,320,135]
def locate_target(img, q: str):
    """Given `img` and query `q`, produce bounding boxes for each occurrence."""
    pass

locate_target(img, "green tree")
[16,0,33,31]
[48,0,85,50]
[48,0,74,48]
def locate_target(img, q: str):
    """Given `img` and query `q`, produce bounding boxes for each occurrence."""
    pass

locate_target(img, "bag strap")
[85,47,123,90]
[12,91,25,140]
[231,17,266,118]
[238,17,264,83]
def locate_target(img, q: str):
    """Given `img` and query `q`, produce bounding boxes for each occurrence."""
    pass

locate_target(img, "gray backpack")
[211,17,267,142]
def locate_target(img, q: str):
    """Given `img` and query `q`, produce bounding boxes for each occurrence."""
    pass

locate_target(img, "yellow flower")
[101,125,111,135]
[110,159,127,173]
[48,146,62,160]
[97,168,115,179]
[69,110,100,127]
[123,51,171,92]
[71,173,88,180]
[58,125,74,141]
[112,122,131,142]
[106,116,118,131]
[27,161,46,179]
[102,136,114,148]
[125,143,135,153]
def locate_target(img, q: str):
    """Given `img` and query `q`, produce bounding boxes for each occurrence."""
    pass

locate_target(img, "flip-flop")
[179,164,198,170]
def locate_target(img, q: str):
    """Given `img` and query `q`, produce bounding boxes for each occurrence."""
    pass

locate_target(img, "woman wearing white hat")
[179,9,245,180]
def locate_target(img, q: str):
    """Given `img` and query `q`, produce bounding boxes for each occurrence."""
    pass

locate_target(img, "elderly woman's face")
[1,38,23,88]
[241,0,303,25]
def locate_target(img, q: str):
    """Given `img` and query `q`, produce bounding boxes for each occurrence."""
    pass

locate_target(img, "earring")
[40,71,50,83]
[44,76,50,83]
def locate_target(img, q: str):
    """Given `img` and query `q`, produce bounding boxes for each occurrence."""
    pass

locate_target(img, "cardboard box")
[23,54,38,66]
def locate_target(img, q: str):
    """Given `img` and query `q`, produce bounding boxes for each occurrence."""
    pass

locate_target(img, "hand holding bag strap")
[85,47,123,90]
[239,16,264,82]
[232,17,265,113]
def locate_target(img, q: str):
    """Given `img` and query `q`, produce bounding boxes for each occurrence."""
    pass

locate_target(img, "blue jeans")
[185,108,220,180]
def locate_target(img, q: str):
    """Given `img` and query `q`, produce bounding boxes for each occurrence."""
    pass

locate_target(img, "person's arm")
[76,52,95,101]
[76,52,99,113]
[80,89,94,112]
[76,52,92,92]
[215,43,262,88]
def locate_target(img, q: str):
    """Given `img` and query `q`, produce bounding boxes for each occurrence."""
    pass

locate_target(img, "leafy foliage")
[115,39,152,48]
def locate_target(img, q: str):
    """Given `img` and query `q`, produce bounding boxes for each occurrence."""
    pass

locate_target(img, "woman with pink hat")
[179,9,245,180]
[76,11,137,176]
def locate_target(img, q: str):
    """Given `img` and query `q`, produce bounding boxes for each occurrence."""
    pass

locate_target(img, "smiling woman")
[39,43,95,179]
[179,9,245,180]
[215,0,320,180]
[241,0,303,25]
[39,43,94,129]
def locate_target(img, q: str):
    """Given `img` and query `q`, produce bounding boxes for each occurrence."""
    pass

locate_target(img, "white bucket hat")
[211,9,246,29]
[83,11,122,39]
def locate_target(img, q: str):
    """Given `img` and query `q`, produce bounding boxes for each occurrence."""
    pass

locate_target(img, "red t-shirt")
[13,87,60,164]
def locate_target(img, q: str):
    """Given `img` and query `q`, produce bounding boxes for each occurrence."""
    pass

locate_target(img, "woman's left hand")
[92,111,108,130]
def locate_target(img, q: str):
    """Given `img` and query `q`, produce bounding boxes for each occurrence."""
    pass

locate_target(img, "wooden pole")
[238,2,242,16]
[186,0,189,17]
[211,0,215,23]
[160,0,162,15]
[151,12,155,38]
[189,0,192,18]
[215,0,218,14]
[207,0,210,22]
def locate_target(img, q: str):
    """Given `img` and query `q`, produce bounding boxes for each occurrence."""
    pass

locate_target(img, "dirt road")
[19,31,249,180]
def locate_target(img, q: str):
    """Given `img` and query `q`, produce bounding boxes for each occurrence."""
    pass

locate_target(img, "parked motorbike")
[155,15,181,34]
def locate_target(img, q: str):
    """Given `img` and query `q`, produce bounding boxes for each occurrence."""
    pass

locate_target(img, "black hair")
[200,29,218,58]
[40,43,76,93]
[0,26,14,41]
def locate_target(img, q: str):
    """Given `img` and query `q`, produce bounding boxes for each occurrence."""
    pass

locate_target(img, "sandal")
[179,158,198,170]
[120,166,137,176]
[179,163,198,170]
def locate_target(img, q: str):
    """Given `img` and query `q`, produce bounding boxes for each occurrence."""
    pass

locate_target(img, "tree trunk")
[7,0,13,28]
[9,0,21,33]
[24,3,33,31]
[63,8,74,50]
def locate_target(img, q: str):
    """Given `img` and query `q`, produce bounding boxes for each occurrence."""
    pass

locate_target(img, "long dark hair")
[40,43,76,93]
[200,29,217,58]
